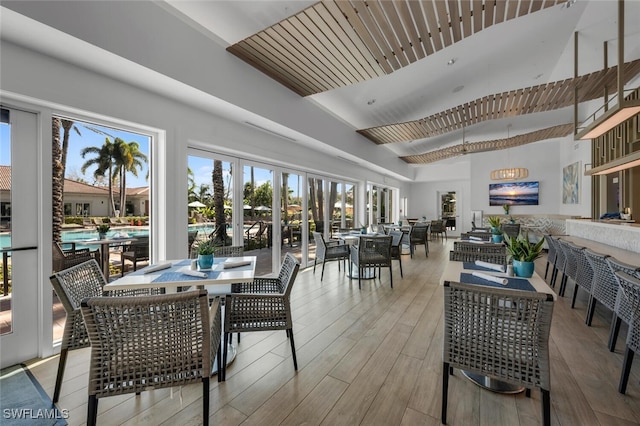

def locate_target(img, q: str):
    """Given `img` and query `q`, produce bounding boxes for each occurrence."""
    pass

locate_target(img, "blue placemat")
[153,270,221,283]
[463,262,505,272]
[460,272,535,292]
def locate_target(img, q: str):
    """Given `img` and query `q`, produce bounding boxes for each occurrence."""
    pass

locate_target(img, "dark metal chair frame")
[350,235,393,289]
[312,231,349,281]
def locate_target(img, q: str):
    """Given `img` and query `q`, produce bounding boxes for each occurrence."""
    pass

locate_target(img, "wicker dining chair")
[442,281,554,426]
[120,236,149,276]
[408,224,429,258]
[613,271,640,394]
[460,231,492,241]
[501,223,521,239]
[48,259,161,403]
[453,241,506,254]
[556,239,577,297]
[222,253,300,381]
[389,230,404,278]
[550,237,566,289]
[584,249,614,328]
[567,242,592,310]
[606,257,640,352]
[350,235,393,289]
[312,231,349,281]
[448,250,507,265]
[80,290,222,426]
[543,234,558,281]
[52,241,99,273]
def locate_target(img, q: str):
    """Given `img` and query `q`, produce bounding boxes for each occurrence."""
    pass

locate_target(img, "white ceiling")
[2,1,639,177]
[164,0,640,158]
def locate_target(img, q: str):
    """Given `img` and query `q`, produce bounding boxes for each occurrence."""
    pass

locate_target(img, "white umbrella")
[254,205,272,211]
[188,201,206,208]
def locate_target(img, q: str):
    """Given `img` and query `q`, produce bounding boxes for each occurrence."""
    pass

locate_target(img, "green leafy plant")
[196,239,216,255]
[487,216,502,234]
[96,224,110,234]
[503,233,545,262]
[503,204,510,214]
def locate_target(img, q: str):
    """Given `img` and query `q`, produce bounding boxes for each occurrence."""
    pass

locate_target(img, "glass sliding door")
[187,154,234,254]
[243,164,274,276]
[307,176,325,265]
[281,171,304,264]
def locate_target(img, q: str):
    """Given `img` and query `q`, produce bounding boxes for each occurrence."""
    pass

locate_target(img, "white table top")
[80,237,138,246]
[440,260,556,300]
[104,256,256,291]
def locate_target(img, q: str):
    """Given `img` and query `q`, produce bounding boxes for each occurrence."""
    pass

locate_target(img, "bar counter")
[565,219,640,254]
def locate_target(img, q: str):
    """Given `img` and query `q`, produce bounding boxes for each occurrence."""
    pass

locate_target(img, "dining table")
[440,258,556,393]
[104,255,257,371]
[80,236,138,280]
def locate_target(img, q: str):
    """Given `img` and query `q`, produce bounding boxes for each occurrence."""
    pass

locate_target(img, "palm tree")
[212,160,229,245]
[81,138,117,216]
[52,118,64,243]
[113,138,147,216]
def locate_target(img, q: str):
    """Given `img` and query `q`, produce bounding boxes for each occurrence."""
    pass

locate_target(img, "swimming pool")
[0,224,226,249]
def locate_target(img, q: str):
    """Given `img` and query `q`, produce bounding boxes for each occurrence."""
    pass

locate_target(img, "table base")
[212,343,236,376]
[461,371,525,394]
[348,265,376,280]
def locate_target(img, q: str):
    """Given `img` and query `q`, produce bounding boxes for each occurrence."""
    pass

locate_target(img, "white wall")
[0,40,408,261]
[409,135,592,234]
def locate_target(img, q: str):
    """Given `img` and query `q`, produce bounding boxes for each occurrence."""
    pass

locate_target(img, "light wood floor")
[26,239,640,425]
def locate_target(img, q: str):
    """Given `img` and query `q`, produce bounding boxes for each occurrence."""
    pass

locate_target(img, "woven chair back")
[584,249,617,311]
[543,234,557,263]
[80,290,219,399]
[443,281,554,390]
[357,235,392,267]
[568,243,592,291]
[614,272,640,353]
[607,258,640,324]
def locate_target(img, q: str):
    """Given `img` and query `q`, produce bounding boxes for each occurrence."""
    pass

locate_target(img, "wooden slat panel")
[408,1,434,55]
[380,1,417,63]
[448,0,462,43]
[472,0,484,33]
[396,1,426,59]
[323,2,388,77]
[435,0,453,47]
[350,0,403,70]
[506,0,519,20]
[495,0,507,24]
[484,0,495,30]
[460,0,473,37]
[519,0,532,17]
[422,0,443,51]
[401,123,574,163]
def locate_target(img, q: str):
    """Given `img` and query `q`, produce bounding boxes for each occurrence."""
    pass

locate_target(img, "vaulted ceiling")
[165,0,640,166]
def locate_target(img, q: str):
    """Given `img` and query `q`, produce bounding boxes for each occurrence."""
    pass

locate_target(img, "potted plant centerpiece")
[96,224,110,240]
[503,204,510,215]
[196,239,215,270]
[487,216,503,243]
[503,232,545,278]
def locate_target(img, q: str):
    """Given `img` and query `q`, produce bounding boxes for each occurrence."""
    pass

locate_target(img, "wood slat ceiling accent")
[227,0,562,97]
[401,123,574,164]
[359,59,640,144]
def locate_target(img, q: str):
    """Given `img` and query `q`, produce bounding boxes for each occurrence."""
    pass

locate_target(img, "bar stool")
[556,239,577,297]
[605,257,640,352]
[613,271,640,394]
[567,243,592,310]
[584,249,614,329]
[550,236,565,289]
[543,234,557,281]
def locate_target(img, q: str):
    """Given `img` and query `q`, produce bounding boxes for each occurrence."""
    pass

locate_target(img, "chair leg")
[389,266,393,289]
[321,259,326,281]
[541,389,551,426]
[608,314,622,352]
[53,348,68,403]
[203,377,210,426]
[586,296,597,326]
[570,284,579,308]
[618,346,635,394]
[87,395,98,426]
[216,340,223,382]
[550,268,558,287]
[441,362,449,424]
[544,261,550,279]
[358,267,362,289]
[559,275,568,297]
[399,258,403,278]
[222,332,229,381]
[288,328,298,370]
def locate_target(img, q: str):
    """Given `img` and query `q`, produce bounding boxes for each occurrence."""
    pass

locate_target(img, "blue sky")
[1,120,150,187]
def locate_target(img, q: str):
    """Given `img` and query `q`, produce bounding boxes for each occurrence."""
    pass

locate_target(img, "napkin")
[223,260,252,269]
[471,271,508,285]
[143,262,172,274]
[469,236,483,241]
[475,260,506,272]
[182,270,207,278]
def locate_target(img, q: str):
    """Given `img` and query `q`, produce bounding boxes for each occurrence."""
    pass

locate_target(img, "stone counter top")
[566,219,640,254]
